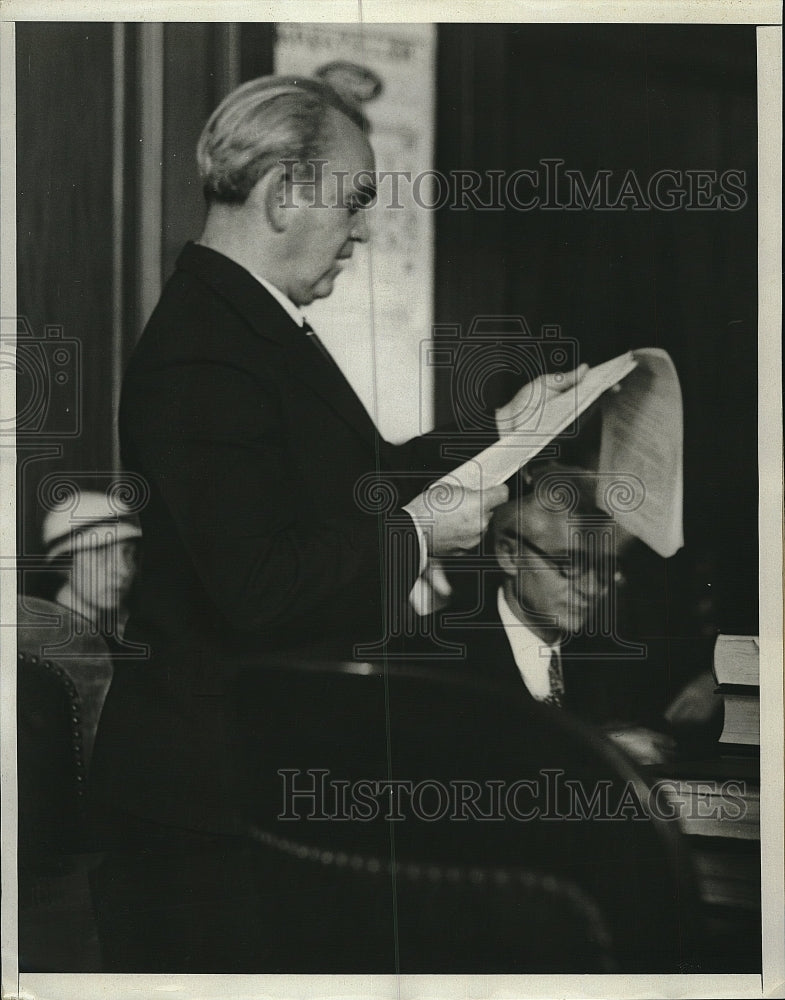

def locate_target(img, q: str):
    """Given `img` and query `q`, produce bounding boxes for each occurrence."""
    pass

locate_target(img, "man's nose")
[569,549,608,596]
[116,546,137,577]
[576,566,609,600]
[350,211,370,244]
[116,560,132,582]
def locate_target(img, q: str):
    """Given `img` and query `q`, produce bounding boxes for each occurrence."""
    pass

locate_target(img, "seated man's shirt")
[496,587,564,703]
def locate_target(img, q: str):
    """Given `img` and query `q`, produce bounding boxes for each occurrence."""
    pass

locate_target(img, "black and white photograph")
[1,2,782,998]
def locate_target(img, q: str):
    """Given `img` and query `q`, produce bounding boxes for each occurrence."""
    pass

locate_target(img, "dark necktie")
[544,647,565,709]
[302,320,339,370]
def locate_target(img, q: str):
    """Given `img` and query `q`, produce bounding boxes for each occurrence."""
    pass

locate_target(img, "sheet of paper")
[597,347,684,557]
[444,352,637,493]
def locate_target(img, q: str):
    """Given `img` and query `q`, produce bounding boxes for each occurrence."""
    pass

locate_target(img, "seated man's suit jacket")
[433,587,666,730]
[91,242,462,834]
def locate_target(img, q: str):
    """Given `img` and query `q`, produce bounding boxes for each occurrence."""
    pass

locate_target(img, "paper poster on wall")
[274,22,436,441]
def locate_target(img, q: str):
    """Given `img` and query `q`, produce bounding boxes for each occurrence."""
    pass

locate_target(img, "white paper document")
[598,348,684,557]
[442,347,684,558]
[447,352,637,492]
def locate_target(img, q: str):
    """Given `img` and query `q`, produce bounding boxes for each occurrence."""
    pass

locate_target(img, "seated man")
[455,460,677,766]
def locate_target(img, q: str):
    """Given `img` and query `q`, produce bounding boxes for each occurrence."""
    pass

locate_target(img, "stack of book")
[651,635,761,923]
[714,635,760,749]
[652,755,760,842]
[655,636,761,838]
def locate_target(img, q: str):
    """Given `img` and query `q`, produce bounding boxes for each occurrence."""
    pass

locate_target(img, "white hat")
[42,490,142,561]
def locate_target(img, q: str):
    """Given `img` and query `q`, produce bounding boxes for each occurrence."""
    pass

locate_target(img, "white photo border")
[1,3,781,999]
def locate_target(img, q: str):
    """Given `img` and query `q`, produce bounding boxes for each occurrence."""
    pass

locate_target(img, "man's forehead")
[498,494,570,551]
[517,498,572,549]
[320,118,377,206]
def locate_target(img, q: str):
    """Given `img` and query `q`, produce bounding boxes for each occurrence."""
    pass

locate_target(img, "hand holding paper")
[436,347,684,558]
[406,482,509,557]
[448,352,638,493]
[496,364,590,436]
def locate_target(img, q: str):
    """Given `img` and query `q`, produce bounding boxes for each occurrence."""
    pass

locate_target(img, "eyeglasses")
[517,537,612,585]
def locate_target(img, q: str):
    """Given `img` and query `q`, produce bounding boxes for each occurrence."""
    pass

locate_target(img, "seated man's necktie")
[543,647,565,709]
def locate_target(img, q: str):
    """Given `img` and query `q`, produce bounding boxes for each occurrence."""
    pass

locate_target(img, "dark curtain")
[435,24,758,642]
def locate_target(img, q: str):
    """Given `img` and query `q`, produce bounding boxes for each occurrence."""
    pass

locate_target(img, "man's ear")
[494,533,519,577]
[250,166,290,234]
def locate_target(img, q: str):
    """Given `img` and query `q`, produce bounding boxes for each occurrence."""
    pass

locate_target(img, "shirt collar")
[497,587,561,700]
[249,271,306,329]
[497,588,559,656]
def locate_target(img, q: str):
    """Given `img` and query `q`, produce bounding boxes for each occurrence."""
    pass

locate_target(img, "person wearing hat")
[42,491,141,655]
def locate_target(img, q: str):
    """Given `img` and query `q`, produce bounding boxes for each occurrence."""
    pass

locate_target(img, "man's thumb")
[484,483,509,510]
[547,363,589,392]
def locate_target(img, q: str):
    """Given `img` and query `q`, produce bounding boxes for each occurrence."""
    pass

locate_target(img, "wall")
[273,22,437,442]
[16,23,116,570]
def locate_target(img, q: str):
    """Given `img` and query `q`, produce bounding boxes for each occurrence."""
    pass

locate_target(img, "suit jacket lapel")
[455,597,536,693]
[284,332,381,448]
[176,242,381,449]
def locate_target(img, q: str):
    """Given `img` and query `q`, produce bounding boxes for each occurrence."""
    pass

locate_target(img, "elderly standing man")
[89,76,583,972]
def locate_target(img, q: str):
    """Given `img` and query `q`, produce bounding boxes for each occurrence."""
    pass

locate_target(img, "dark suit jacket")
[91,242,462,833]
[433,589,666,729]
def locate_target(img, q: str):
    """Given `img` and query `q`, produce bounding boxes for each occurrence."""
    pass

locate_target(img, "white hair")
[196,75,367,204]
